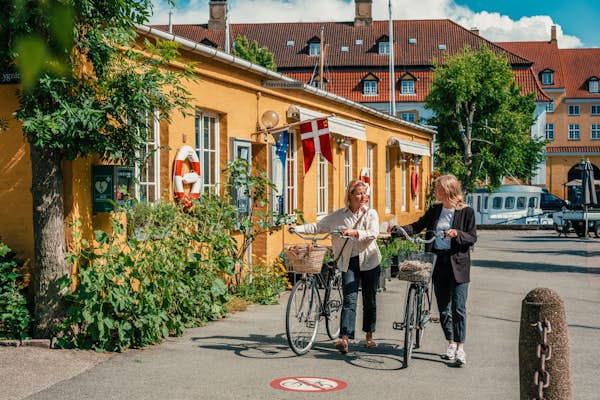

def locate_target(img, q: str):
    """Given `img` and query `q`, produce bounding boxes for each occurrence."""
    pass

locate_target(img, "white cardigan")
[294,207,382,272]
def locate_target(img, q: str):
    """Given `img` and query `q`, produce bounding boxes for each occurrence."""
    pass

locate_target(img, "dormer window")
[589,77,599,93]
[399,73,416,95]
[377,35,390,55]
[309,43,320,56]
[361,73,379,96]
[200,38,218,48]
[286,40,295,46]
[310,75,328,90]
[540,69,554,85]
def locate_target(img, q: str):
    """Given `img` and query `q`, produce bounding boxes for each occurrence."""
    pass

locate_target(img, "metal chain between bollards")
[531,319,552,400]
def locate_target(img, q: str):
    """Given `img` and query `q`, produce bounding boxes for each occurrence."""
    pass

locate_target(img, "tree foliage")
[425,46,546,193]
[1,0,192,337]
[232,35,277,71]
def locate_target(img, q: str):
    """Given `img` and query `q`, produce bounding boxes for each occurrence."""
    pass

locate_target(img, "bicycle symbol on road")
[270,376,347,392]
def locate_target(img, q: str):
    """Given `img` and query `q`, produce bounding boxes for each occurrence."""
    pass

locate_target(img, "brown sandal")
[365,333,377,348]
[335,339,349,354]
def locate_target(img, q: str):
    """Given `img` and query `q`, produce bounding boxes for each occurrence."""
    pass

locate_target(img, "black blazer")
[396,204,477,283]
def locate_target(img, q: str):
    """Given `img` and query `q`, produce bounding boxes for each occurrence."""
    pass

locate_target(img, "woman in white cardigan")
[290,179,381,354]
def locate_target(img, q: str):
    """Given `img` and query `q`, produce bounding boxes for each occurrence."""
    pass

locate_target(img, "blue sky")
[150,0,600,48]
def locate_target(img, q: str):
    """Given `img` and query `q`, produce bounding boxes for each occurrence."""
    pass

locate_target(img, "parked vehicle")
[556,208,600,237]
[540,192,568,211]
[466,185,549,225]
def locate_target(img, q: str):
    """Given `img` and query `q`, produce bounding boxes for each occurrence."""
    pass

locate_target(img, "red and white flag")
[299,117,333,173]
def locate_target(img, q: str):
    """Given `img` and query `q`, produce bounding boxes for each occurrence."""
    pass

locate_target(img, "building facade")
[0,26,434,264]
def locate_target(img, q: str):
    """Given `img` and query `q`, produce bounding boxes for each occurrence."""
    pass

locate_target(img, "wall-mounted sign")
[261,80,304,89]
[92,165,134,212]
[0,70,21,84]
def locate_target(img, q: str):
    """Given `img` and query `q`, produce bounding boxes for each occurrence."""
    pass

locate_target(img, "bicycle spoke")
[286,278,320,355]
[325,270,343,339]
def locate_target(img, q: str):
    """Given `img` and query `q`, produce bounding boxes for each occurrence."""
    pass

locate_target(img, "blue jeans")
[340,256,380,339]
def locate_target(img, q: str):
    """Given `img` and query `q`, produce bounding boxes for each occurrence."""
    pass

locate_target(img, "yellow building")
[0,26,434,265]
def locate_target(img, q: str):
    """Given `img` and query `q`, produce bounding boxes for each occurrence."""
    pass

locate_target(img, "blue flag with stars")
[271,128,289,165]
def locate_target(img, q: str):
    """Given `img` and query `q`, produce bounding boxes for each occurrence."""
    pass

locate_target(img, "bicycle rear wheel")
[286,277,321,355]
[403,285,417,368]
[325,270,343,340]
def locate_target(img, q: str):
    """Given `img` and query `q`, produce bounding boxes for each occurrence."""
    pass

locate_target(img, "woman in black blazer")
[391,174,477,366]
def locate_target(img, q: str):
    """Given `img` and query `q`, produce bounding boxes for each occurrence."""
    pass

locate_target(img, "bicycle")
[391,226,439,368]
[284,230,344,355]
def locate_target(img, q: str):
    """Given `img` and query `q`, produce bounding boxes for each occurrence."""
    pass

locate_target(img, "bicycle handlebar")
[391,226,440,244]
[288,229,332,243]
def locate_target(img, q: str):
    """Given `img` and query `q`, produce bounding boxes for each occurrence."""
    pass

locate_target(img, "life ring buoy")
[173,145,201,207]
[411,169,419,197]
[360,167,371,185]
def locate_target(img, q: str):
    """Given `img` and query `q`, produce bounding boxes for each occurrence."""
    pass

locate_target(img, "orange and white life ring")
[173,145,201,207]
[359,167,371,185]
[411,169,419,197]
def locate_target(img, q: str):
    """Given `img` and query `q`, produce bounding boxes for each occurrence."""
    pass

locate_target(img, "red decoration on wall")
[411,169,419,197]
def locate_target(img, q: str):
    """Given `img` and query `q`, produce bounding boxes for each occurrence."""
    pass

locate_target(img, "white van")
[466,185,546,225]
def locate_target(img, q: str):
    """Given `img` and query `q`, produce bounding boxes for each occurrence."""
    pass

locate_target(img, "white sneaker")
[441,343,457,360]
[454,348,466,366]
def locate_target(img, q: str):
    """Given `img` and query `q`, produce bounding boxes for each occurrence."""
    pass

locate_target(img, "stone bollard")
[519,288,572,400]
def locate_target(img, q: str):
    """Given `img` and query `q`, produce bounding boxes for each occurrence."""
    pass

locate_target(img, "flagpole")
[388,0,396,116]
[250,115,334,138]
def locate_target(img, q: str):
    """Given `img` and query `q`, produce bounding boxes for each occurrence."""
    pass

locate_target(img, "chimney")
[208,1,227,30]
[354,0,373,27]
[550,25,557,45]
[470,27,479,36]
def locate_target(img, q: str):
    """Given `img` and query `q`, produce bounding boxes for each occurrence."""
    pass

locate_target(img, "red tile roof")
[546,146,600,153]
[558,49,600,98]
[152,19,547,103]
[497,41,565,90]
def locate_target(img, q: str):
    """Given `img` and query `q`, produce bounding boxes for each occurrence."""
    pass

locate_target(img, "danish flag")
[299,118,333,173]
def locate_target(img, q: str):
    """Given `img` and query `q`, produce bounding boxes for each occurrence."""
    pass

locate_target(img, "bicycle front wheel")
[415,285,430,349]
[286,277,321,355]
[325,270,343,340]
[403,285,417,368]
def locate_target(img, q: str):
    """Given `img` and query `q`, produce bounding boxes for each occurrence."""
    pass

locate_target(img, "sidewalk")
[2,230,598,400]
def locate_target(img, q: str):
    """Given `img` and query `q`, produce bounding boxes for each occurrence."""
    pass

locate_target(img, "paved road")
[3,230,599,400]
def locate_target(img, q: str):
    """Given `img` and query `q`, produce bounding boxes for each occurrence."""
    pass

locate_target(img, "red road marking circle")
[270,376,347,392]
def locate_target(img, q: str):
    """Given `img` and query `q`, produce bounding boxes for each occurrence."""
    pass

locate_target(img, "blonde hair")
[436,174,466,210]
[344,179,370,209]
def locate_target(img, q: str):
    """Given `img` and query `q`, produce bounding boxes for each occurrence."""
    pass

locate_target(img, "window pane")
[492,197,502,209]
[505,197,515,209]
[517,197,526,209]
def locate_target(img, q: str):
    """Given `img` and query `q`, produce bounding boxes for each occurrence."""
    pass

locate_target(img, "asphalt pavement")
[1,230,599,400]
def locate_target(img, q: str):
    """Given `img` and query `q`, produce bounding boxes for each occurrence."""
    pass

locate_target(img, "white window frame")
[401,160,407,212]
[317,154,328,216]
[385,148,391,214]
[400,79,415,94]
[286,134,298,214]
[592,124,600,140]
[363,80,378,96]
[195,111,220,194]
[135,110,160,203]
[568,124,580,140]
[568,104,580,116]
[541,71,554,85]
[590,79,599,94]
[378,41,390,55]
[270,144,286,215]
[545,123,554,141]
[309,43,320,56]
[546,98,554,113]
[343,144,352,190]
[591,104,600,116]
[232,138,252,216]
[400,112,416,122]
[367,143,374,208]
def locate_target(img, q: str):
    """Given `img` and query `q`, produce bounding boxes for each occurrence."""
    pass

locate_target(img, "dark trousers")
[433,252,468,343]
[340,256,380,339]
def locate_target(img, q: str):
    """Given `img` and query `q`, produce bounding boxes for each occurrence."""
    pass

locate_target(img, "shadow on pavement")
[473,259,599,274]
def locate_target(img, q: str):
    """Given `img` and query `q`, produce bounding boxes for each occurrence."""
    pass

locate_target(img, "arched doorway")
[566,162,600,205]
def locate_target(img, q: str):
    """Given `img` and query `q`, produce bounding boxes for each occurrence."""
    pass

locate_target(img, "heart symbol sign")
[95,180,109,194]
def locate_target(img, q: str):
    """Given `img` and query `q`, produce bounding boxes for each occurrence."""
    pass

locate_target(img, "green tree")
[232,36,277,71]
[1,0,192,337]
[425,46,546,194]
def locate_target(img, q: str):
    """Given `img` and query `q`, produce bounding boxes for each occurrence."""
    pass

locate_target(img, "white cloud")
[149,0,583,48]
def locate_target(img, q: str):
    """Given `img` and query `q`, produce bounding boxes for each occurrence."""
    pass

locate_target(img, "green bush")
[235,258,287,305]
[0,242,31,340]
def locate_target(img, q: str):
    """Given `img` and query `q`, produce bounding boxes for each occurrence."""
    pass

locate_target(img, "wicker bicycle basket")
[284,243,328,274]
[397,251,437,283]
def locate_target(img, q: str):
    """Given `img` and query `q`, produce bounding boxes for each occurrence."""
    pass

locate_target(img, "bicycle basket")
[397,251,437,282]
[284,244,328,274]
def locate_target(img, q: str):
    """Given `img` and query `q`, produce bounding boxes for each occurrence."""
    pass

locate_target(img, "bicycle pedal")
[307,321,316,328]
[392,321,405,330]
